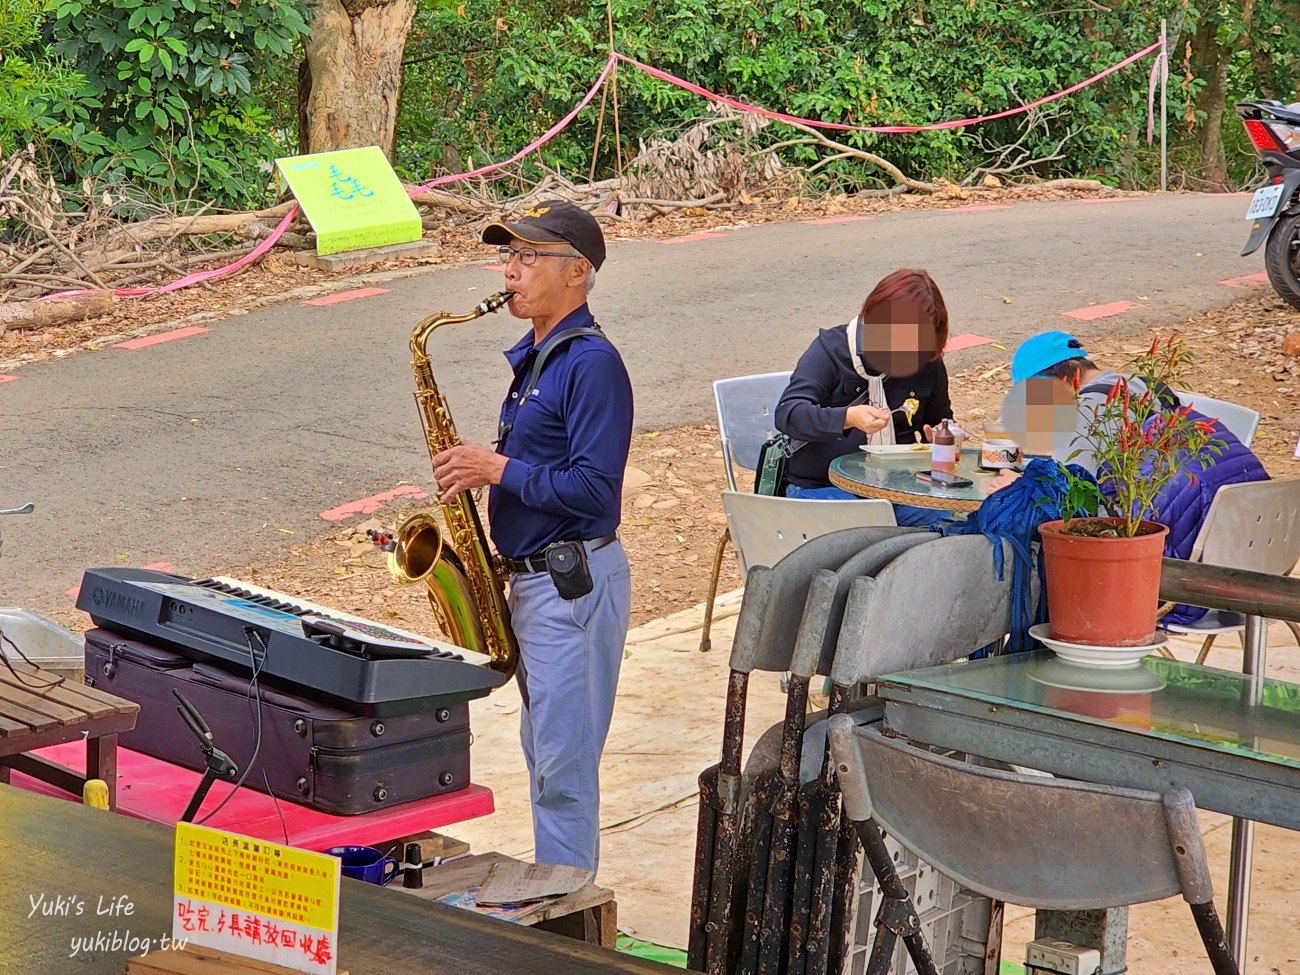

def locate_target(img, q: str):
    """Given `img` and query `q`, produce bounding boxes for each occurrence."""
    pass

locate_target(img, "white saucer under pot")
[1028,623,1167,669]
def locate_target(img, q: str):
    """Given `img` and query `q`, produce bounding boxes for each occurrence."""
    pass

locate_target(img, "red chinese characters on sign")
[174,900,333,969]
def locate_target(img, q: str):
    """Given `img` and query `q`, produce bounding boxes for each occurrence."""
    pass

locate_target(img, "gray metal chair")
[689,526,925,973]
[788,535,1016,975]
[827,718,1240,975]
[714,371,793,491]
[1160,477,1300,664]
[701,372,793,651]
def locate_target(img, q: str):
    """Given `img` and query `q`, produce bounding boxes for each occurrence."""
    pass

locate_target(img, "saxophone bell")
[387,512,444,585]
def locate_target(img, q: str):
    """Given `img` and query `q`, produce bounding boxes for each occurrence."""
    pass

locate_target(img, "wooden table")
[398,851,617,948]
[0,662,138,810]
[0,786,674,975]
[828,447,1000,512]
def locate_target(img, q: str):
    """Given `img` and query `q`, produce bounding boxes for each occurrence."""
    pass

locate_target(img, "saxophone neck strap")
[497,325,607,448]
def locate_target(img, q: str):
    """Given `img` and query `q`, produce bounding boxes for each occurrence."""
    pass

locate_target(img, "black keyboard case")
[83,628,472,816]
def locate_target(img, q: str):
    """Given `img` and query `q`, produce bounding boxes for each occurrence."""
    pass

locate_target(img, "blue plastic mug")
[324,845,399,886]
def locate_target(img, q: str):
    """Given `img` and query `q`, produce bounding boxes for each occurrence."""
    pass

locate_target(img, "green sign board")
[275,146,422,256]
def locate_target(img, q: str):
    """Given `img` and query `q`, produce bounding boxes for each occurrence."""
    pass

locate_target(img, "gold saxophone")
[388,290,519,678]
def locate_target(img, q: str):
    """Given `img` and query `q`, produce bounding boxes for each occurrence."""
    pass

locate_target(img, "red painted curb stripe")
[481,263,507,271]
[945,333,995,352]
[1219,272,1269,289]
[114,326,209,350]
[1063,300,1142,321]
[658,232,727,244]
[303,287,391,307]
[1073,196,1144,204]
[0,375,18,384]
[801,215,871,225]
[943,204,1009,213]
[320,485,430,522]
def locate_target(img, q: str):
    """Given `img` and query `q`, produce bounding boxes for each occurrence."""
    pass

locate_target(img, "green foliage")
[35,0,311,208]
[397,0,1300,191]
[0,0,83,152]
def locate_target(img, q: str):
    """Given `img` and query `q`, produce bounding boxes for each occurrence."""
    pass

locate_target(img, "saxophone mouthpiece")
[479,291,516,315]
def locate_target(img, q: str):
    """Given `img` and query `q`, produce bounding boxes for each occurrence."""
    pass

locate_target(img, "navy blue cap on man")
[481,200,606,271]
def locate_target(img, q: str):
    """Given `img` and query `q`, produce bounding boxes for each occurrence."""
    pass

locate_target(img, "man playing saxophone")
[432,201,633,873]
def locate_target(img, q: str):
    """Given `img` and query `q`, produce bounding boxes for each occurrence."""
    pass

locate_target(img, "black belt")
[502,532,618,575]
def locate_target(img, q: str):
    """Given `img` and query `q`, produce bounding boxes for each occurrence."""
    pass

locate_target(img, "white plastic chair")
[722,491,897,577]
[699,490,897,651]
[713,371,793,491]
[1179,392,1261,447]
[1161,477,1300,664]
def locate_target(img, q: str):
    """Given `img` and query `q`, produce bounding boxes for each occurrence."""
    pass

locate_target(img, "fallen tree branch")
[0,292,116,332]
[759,118,938,192]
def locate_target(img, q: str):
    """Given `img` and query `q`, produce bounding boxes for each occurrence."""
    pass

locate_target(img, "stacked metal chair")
[690,533,1018,975]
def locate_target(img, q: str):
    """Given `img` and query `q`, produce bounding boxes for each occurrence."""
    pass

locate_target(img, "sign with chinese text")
[275,146,421,256]
[173,822,340,975]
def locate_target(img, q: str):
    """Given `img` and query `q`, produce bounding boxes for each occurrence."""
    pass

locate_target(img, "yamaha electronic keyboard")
[76,567,506,715]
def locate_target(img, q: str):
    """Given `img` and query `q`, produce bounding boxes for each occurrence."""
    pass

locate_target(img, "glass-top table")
[828,447,1001,511]
[876,651,1300,829]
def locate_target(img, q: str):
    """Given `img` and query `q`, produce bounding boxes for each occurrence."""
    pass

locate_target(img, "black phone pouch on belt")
[545,540,594,600]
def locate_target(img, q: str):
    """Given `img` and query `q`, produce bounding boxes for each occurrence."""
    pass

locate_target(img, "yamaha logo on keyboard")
[92,586,145,618]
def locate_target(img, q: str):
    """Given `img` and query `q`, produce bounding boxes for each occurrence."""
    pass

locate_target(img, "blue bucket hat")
[1009,331,1089,384]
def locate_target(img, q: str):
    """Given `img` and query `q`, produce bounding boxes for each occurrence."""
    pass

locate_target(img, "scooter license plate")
[1245,184,1285,221]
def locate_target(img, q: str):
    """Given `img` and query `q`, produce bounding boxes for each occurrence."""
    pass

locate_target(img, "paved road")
[0,192,1266,607]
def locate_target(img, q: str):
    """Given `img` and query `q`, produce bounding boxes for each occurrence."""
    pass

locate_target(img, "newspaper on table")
[474,861,593,907]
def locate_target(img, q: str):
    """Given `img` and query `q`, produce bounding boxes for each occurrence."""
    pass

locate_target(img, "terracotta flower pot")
[1038,518,1169,647]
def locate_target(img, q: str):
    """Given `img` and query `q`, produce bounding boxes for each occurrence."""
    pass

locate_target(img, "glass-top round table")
[828,447,1002,512]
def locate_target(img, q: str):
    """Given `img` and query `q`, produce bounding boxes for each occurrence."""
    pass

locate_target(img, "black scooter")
[1237,99,1300,309]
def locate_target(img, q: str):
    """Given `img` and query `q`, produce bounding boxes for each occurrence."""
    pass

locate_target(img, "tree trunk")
[1196,41,1230,190]
[299,0,416,157]
[1195,0,1257,190]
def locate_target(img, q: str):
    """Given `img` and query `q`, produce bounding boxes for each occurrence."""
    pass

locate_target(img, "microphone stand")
[173,689,239,824]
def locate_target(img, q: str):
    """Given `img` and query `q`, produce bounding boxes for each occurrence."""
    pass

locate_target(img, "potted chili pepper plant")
[1038,334,1224,648]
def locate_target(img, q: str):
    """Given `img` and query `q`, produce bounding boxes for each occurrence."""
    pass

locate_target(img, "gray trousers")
[508,540,631,872]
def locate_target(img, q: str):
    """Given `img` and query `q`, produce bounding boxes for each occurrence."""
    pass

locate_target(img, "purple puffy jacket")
[1101,409,1269,626]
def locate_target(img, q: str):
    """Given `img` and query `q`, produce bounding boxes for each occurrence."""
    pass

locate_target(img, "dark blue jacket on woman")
[775,323,951,489]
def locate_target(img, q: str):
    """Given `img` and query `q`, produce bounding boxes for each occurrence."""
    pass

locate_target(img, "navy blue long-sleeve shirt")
[489,304,633,559]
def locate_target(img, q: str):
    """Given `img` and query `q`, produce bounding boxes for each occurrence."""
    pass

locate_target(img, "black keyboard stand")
[174,690,239,824]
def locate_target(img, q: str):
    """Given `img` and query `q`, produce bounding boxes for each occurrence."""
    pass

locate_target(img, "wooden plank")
[0,662,129,717]
[0,693,61,738]
[0,715,29,737]
[0,681,85,726]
